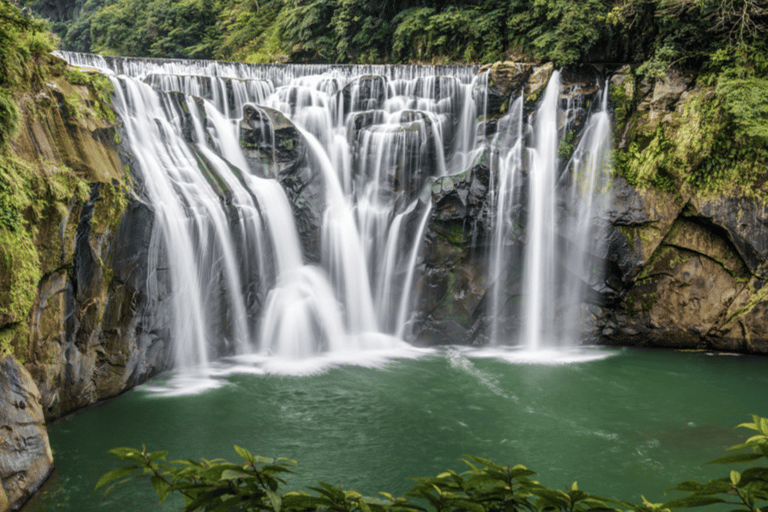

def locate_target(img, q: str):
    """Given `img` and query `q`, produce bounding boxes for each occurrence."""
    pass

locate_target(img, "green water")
[25,347,768,511]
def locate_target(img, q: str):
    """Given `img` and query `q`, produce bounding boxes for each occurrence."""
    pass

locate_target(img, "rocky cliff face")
[0,58,166,423]
[0,355,53,512]
[2,59,767,437]
[407,61,768,353]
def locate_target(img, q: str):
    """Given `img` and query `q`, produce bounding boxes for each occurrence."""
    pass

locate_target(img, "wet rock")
[145,74,270,115]
[346,110,385,146]
[239,104,324,262]
[411,155,493,345]
[475,62,533,118]
[26,189,167,420]
[340,75,387,115]
[525,62,555,99]
[162,92,206,145]
[599,213,758,351]
[0,355,54,511]
[239,104,306,178]
[687,196,768,279]
[353,110,441,199]
[650,68,694,112]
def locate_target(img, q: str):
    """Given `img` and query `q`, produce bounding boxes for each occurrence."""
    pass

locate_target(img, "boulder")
[411,155,493,345]
[475,62,533,119]
[687,196,768,279]
[0,355,53,511]
[239,104,324,262]
[340,75,387,116]
[525,62,555,99]
[650,68,693,112]
[240,104,307,178]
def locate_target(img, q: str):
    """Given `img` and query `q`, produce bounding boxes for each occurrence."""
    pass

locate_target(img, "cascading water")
[486,72,613,353]
[56,51,613,378]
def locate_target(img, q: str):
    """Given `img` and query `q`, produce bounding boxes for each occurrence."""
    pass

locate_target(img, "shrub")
[97,414,768,512]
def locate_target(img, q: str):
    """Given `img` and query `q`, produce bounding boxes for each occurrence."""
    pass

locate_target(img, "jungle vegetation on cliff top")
[29,0,768,69]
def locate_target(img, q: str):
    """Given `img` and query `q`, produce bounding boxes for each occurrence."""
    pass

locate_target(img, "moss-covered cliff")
[600,65,768,353]
[0,35,168,423]
[411,61,768,354]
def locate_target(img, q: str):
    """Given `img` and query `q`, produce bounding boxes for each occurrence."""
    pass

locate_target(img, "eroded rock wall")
[0,59,165,422]
[0,355,53,512]
[409,61,768,353]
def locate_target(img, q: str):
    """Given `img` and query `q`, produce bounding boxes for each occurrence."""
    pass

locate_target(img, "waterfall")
[487,72,613,352]
[56,51,613,375]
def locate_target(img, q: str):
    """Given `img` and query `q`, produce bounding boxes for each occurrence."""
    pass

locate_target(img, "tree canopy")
[25,0,766,75]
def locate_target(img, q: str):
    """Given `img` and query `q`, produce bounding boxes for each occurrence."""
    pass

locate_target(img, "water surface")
[26,347,768,511]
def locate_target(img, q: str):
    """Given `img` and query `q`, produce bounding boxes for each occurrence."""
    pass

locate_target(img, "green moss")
[435,222,465,247]
[0,227,42,325]
[92,181,129,234]
[637,225,658,245]
[500,97,509,114]
[641,292,657,312]
[609,80,634,129]
[617,225,635,250]
[64,68,116,123]
[558,128,576,160]
[0,153,94,342]
[727,278,768,324]
[617,85,768,200]
[624,293,635,317]
[0,323,29,362]
[668,252,690,269]
[0,90,20,151]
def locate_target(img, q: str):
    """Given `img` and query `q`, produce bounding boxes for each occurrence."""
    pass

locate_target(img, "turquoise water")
[25,347,768,511]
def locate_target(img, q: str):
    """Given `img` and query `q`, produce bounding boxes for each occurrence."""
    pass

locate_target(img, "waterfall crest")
[56,52,614,376]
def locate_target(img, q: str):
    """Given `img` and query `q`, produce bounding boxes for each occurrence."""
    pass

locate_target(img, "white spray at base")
[487,72,614,355]
[57,52,614,384]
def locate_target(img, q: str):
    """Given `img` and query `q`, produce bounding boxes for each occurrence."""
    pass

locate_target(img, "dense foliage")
[28,0,768,68]
[98,414,768,512]
[0,0,57,149]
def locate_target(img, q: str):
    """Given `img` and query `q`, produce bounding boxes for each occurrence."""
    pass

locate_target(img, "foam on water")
[54,51,616,378]
[139,340,433,395]
[466,346,618,365]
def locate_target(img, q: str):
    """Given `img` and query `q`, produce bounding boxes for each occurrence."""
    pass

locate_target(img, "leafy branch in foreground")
[663,414,768,511]
[97,415,768,512]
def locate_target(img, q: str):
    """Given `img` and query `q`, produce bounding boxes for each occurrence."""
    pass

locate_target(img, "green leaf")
[147,450,169,462]
[704,453,763,466]
[463,455,505,471]
[667,481,703,493]
[220,468,252,481]
[267,489,282,512]
[759,417,768,435]
[283,494,328,509]
[233,445,257,464]
[453,499,485,512]
[463,474,509,489]
[731,470,741,486]
[378,492,396,502]
[94,465,140,490]
[108,447,145,463]
[359,497,373,512]
[530,487,570,508]
[571,481,578,491]
[361,496,392,507]
[737,421,760,432]
[662,496,726,508]
[150,475,171,504]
